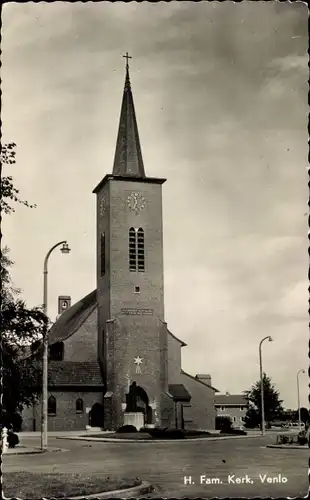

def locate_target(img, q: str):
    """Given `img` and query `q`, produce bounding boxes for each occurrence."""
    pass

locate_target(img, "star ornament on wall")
[134,356,143,374]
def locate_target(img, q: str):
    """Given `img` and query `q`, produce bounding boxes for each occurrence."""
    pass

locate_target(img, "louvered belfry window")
[137,228,145,271]
[129,227,136,271]
[129,227,145,272]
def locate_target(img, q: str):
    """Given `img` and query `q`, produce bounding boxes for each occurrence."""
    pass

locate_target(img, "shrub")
[298,431,307,446]
[277,434,289,444]
[8,432,19,448]
[147,427,185,439]
[116,425,137,433]
[183,430,211,437]
[219,428,247,435]
[216,416,232,432]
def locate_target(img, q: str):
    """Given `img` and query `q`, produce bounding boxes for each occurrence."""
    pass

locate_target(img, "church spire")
[112,53,145,178]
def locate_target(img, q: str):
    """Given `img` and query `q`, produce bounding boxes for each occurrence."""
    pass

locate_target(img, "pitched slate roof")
[181,370,219,392]
[168,384,191,402]
[48,361,104,387]
[48,290,97,345]
[215,394,248,406]
[168,329,187,347]
[112,61,145,178]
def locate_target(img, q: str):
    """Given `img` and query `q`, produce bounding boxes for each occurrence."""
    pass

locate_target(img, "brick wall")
[63,308,98,362]
[179,372,216,430]
[104,316,169,429]
[167,333,183,381]
[167,333,216,430]
[215,405,248,426]
[96,179,165,322]
[21,391,103,431]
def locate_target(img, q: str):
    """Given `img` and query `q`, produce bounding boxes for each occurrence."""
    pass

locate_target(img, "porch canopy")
[168,384,191,403]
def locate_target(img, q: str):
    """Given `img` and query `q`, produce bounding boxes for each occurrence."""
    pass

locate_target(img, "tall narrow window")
[76,398,84,414]
[129,227,136,271]
[100,233,105,276]
[137,228,145,271]
[48,396,56,416]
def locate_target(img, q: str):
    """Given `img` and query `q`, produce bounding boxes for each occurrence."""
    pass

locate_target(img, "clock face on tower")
[127,192,146,214]
[100,195,108,216]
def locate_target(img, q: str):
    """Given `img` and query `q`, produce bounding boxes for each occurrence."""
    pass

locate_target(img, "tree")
[1,142,47,428]
[243,373,284,428]
[299,407,310,425]
[243,405,261,429]
[2,296,47,419]
[1,142,36,215]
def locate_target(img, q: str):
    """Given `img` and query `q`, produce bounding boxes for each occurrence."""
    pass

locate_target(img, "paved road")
[3,433,308,498]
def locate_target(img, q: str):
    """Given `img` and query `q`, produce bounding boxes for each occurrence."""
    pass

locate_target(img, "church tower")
[93,55,169,429]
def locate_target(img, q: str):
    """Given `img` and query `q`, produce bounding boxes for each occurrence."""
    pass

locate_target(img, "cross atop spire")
[123,52,132,90]
[123,52,132,70]
[112,54,145,178]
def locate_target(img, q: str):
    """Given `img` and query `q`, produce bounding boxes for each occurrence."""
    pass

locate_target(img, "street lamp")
[297,369,305,432]
[41,241,71,451]
[259,336,273,435]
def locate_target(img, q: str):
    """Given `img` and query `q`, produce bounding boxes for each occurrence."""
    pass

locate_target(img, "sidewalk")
[267,444,308,450]
[4,446,67,455]
[18,429,108,438]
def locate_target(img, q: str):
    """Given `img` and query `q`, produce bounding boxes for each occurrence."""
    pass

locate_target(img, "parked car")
[232,425,245,431]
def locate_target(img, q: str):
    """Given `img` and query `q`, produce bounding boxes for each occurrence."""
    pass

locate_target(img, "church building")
[22,57,218,432]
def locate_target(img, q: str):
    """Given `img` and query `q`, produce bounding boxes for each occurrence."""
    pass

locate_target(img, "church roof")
[181,370,219,392]
[215,394,249,406]
[168,329,187,347]
[48,361,103,387]
[112,55,145,178]
[48,290,97,345]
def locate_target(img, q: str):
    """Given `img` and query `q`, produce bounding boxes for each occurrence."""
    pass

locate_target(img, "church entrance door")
[89,403,104,428]
[125,382,153,426]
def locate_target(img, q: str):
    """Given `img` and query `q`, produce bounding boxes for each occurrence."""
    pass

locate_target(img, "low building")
[215,393,249,427]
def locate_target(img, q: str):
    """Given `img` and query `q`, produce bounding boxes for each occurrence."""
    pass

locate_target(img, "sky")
[2,1,308,409]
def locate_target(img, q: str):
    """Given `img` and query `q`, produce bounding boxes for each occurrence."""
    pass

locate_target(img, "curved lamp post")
[41,241,70,451]
[297,369,305,431]
[259,336,273,435]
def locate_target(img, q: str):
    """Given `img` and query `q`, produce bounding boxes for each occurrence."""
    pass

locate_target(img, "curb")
[56,434,262,443]
[67,481,153,499]
[267,444,309,450]
[4,481,153,500]
[4,447,68,455]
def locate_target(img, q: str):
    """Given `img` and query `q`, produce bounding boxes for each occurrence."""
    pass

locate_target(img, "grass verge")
[85,432,153,440]
[84,431,221,440]
[4,471,141,499]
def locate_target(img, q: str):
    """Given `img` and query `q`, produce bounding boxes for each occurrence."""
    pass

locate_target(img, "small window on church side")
[49,342,64,361]
[76,398,84,414]
[129,227,137,271]
[100,233,105,276]
[137,228,145,272]
[48,396,56,416]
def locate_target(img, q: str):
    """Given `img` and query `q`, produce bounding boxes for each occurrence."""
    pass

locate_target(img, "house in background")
[215,392,249,427]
